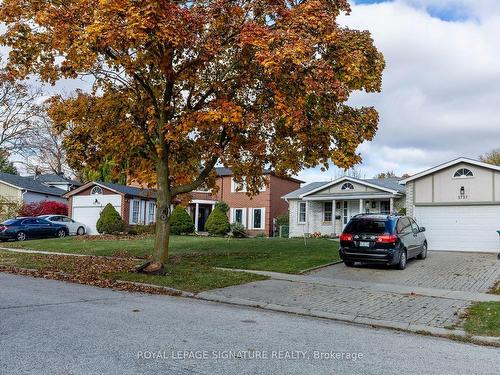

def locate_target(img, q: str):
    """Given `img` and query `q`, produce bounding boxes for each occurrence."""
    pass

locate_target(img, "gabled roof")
[401,157,500,184]
[30,173,83,187]
[64,181,156,199]
[283,176,405,199]
[0,172,67,197]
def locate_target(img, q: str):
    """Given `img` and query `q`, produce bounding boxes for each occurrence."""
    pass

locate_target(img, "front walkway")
[199,252,499,338]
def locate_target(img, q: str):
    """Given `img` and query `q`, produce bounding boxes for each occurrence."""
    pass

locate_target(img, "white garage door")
[414,205,500,252]
[72,195,122,235]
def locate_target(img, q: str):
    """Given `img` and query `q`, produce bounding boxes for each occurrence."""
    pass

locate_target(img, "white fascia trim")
[302,194,401,201]
[401,157,500,184]
[0,180,22,191]
[191,199,217,204]
[299,176,398,197]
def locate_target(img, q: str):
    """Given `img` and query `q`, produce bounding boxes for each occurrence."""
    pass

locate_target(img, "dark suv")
[339,214,427,270]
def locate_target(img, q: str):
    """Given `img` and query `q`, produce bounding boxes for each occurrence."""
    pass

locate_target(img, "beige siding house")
[402,157,500,252]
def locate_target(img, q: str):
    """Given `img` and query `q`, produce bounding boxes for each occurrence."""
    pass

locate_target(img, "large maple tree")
[0,0,384,273]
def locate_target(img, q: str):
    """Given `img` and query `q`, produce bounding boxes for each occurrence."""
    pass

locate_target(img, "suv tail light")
[0,225,7,231]
[339,233,353,241]
[376,234,398,243]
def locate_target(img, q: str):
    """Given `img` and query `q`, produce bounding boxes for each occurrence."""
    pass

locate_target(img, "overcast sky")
[298,0,500,183]
[5,0,500,182]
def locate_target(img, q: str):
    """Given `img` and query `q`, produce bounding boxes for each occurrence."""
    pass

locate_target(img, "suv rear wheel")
[397,250,407,270]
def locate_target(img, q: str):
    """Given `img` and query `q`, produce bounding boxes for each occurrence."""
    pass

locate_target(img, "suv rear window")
[344,219,394,234]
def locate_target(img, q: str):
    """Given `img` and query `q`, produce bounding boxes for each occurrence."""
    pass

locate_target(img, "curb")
[192,291,500,347]
[299,260,343,274]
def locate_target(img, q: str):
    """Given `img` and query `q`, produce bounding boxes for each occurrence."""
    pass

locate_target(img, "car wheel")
[57,229,66,238]
[76,227,85,236]
[417,242,428,260]
[344,261,355,267]
[16,231,27,241]
[397,250,407,270]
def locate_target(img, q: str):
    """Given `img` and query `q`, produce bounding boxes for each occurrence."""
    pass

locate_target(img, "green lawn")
[463,302,500,337]
[2,235,339,274]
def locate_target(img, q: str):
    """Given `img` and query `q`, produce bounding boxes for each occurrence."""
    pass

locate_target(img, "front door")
[342,201,350,230]
[197,205,212,232]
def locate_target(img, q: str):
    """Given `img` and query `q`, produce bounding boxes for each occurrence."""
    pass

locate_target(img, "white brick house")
[283,177,406,237]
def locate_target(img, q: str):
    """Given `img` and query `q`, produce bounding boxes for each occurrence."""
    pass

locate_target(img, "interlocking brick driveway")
[203,251,499,332]
[309,251,499,292]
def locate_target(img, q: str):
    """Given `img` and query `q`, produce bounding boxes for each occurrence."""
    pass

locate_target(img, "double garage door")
[415,205,500,252]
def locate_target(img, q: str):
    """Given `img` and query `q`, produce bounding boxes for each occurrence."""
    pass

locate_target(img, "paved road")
[1,273,499,375]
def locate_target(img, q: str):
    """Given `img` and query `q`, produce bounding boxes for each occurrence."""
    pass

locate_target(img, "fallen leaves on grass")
[0,254,181,296]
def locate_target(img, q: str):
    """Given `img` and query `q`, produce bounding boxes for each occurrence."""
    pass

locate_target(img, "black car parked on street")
[339,214,427,270]
[0,218,69,242]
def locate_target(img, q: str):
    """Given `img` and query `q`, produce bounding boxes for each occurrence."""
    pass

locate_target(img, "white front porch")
[296,196,396,237]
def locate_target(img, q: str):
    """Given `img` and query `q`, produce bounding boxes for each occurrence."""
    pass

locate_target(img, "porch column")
[194,203,200,232]
[359,199,364,214]
[305,200,310,234]
[332,199,336,235]
[390,197,394,213]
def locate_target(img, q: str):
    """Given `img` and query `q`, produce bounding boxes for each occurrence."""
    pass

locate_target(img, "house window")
[252,208,264,229]
[298,202,306,223]
[91,186,103,195]
[453,168,474,178]
[235,209,243,224]
[341,182,354,191]
[148,202,155,224]
[131,200,140,224]
[231,177,247,192]
[323,202,333,222]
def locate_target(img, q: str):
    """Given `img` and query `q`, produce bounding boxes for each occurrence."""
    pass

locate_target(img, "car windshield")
[344,219,393,234]
[2,219,18,225]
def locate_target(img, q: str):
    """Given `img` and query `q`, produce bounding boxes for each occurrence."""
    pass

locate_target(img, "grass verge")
[0,251,267,293]
[463,302,500,337]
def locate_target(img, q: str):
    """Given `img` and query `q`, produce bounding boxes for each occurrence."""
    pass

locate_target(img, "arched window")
[453,168,474,178]
[341,182,355,191]
[91,186,103,195]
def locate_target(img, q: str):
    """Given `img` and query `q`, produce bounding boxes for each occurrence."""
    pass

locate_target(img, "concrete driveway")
[309,251,500,293]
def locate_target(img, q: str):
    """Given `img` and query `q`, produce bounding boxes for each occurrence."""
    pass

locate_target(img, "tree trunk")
[140,160,171,275]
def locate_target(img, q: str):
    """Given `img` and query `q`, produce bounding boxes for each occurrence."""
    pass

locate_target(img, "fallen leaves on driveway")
[0,253,181,296]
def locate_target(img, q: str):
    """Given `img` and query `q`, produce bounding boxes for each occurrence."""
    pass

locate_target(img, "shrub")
[170,206,195,235]
[18,200,68,217]
[230,222,247,238]
[96,203,125,234]
[276,211,289,226]
[398,207,407,215]
[128,224,155,235]
[215,201,229,213]
[205,206,230,235]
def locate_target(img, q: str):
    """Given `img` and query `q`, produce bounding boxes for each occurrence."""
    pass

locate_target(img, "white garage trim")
[72,195,122,235]
[415,205,500,252]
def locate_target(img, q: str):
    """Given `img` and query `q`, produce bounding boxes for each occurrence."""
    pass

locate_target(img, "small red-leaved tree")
[19,201,68,217]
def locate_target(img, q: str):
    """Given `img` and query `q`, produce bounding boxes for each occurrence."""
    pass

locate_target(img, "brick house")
[187,167,302,236]
[65,168,301,236]
[64,181,157,235]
